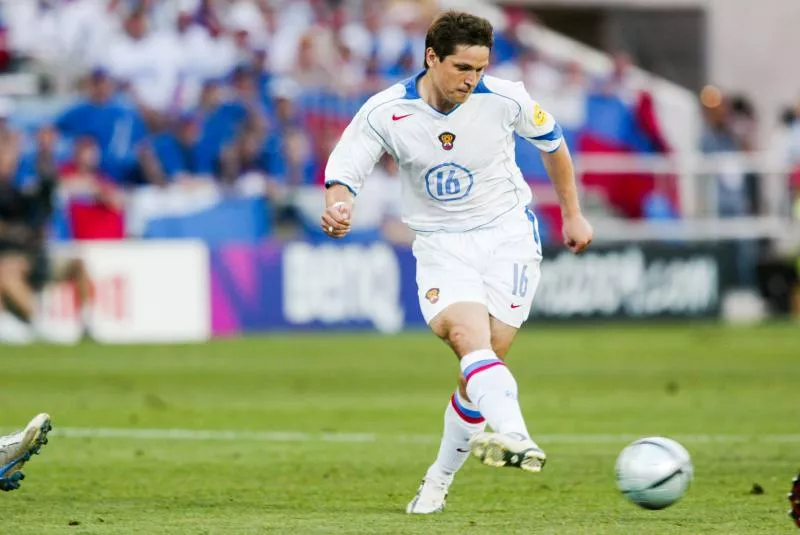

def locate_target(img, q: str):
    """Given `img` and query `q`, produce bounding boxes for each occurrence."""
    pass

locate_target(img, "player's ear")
[425,47,437,69]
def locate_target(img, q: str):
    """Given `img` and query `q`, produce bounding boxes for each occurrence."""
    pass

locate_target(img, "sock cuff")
[460,349,505,383]
[455,389,477,411]
[450,392,484,424]
[459,349,497,370]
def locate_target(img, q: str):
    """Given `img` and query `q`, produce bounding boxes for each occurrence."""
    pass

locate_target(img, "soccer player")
[320,11,593,514]
[0,413,51,491]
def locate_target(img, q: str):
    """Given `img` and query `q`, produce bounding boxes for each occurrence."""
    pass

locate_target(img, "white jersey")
[324,72,563,233]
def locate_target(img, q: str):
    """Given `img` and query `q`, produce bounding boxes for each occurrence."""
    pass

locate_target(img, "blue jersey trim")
[529,123,563,142]
[472,77,491,94]
[525,207,542,253]
[401,72,423,100]
[324,180,358,197]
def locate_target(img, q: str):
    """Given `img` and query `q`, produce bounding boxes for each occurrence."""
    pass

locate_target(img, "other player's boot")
[0,413,52,491]
[406,476,450,514]
[469,432,546,473]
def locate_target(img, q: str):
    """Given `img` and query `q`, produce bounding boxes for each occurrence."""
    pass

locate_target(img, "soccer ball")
[615,436,693,510]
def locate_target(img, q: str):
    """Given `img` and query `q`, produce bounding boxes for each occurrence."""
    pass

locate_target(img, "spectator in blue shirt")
[137,113,215,185]
[55,68,147,184]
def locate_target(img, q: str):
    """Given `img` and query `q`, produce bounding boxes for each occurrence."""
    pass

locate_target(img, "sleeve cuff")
[324,180,358,197]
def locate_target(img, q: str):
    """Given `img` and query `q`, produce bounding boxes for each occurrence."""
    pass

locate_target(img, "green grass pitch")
[1,323,798,534]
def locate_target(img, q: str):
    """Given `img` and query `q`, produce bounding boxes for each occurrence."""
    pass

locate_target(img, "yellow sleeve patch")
[533,104,547,127]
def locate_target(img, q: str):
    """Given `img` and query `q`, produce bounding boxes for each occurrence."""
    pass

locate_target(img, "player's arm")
[322,104,386,239]
[540,143,592,253]
[513,87,593,253]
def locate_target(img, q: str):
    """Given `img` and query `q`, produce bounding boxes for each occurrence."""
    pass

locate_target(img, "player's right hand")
[321,201,353,239]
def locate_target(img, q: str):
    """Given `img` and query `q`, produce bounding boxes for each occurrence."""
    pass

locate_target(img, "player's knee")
[447,324,483,356]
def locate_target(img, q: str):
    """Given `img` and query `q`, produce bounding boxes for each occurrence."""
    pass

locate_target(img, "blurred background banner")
[206,239,737,336]
[533,242,736,320]
[210,241,421,336]
[38,241,210,344]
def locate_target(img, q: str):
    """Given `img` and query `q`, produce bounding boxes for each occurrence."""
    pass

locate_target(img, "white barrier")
[39,241,211,344]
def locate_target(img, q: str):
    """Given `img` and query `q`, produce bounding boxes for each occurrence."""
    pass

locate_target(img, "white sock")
[460,349,530,437]
[426,390,487,482]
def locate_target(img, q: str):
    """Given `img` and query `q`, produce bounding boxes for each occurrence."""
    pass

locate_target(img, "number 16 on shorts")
[512,263,529,297]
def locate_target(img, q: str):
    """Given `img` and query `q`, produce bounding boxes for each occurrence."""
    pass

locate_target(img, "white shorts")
[412,208,543,328]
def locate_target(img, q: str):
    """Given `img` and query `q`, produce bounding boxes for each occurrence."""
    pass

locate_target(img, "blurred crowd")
[0,0,665,245]
[700,86,800,221]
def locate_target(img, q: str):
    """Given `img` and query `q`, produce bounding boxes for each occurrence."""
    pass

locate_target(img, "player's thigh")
[413,234,487,326]
[484,237,542,329]
[413,236,493,356]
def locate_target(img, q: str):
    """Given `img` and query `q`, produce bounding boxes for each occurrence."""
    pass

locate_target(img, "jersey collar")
[401,70,489,117]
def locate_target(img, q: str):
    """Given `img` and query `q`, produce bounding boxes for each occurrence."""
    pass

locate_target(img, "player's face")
[428,45,490,105]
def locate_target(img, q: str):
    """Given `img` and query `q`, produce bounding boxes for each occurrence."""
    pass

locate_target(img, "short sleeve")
[324,104,386,196]
[512,83,563,153]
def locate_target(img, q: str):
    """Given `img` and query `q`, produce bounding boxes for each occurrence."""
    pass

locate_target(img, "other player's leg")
[0,413,52,491]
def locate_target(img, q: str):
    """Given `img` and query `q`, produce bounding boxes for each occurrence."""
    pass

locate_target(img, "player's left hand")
[562,213,593,254]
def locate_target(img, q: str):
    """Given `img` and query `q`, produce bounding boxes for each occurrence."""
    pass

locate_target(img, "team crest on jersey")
[533,104,547,127]
[438,132,456,151]
[425,288,440,304]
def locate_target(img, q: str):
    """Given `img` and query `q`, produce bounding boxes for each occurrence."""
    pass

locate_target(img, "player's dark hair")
[423,11,494,70]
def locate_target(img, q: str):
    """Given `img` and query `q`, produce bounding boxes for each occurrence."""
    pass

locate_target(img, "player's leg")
[467,316,547,471]
[413,314,518,507]
[0,413,52,492]
[433,300,544,466]
[407,231,491,514]
[407,302,490,514]
[61,259,92,313]
[468,210,545,471]
[455,313,518,400]
[433,306,544,473]
[0,254,35,344]
[0,253,35,321]
[50,255,94,335]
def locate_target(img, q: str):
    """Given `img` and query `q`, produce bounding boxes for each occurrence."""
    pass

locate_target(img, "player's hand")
[562,213,593,254]
[321,201,353,239]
